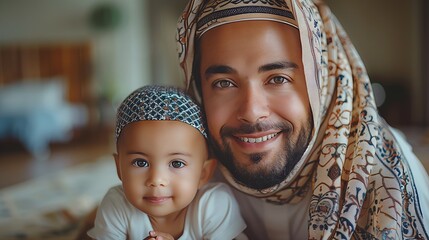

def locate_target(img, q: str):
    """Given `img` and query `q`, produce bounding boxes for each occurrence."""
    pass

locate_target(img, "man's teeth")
[239,133,278,143]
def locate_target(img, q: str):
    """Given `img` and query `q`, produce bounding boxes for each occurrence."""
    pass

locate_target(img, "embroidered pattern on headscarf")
[176,0,429,239]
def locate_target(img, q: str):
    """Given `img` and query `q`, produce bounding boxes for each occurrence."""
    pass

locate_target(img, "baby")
[88,85,246,239]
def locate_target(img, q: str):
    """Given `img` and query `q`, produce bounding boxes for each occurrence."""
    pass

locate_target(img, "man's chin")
[211,132,311,189]
[231,149,276,167]
[232,158,273,175]
[225,157,288,190]
[230,169,286,190]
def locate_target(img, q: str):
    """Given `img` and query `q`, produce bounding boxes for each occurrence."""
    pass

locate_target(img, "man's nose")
[236,85,269,123]
[145,168,168,187]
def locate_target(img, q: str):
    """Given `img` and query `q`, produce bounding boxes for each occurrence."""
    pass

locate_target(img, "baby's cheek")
[173,180,199,206]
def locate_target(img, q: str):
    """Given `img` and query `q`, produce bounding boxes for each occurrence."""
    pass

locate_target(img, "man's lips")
[143,196,171,204]
[235,132,280,143]
[229,131,282,154]
[234,131,281,143]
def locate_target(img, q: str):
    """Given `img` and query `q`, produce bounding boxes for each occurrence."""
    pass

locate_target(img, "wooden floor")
[0,127,114,190]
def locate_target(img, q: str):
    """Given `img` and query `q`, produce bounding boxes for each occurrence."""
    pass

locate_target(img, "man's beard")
[210,119,313,190]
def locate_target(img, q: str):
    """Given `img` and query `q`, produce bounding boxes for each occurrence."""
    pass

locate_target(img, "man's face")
[199,20,313,190]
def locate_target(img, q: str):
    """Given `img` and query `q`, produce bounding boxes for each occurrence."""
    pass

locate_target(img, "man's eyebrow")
[204,65,236,78]
[203,61,297,78]
[258,61,298,72]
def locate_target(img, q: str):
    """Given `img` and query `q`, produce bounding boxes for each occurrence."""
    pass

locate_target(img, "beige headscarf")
[177,0,429,239]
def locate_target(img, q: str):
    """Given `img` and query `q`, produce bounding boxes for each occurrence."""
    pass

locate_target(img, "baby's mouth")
[144,196,171,204]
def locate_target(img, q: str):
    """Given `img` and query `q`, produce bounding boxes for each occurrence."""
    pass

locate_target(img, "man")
[176,0,429,239]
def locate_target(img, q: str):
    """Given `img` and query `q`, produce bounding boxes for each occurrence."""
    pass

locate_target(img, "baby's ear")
[198,158,217,188]
[113,153,122,181]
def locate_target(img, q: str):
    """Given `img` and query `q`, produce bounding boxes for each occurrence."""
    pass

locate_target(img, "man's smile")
[229,130,283,155]
[235,132,280,143]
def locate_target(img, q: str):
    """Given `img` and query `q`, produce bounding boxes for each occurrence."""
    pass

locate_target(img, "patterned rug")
[0,157,120,240]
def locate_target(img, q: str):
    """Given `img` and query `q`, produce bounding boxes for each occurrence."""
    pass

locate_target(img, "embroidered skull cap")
[115,85,207,142]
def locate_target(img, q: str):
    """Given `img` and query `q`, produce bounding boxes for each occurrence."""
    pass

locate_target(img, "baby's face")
[115,120,208,218]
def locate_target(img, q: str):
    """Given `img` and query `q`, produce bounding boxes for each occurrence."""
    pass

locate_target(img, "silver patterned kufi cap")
[115,85,207,141]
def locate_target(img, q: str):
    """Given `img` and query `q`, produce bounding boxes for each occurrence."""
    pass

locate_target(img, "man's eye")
[213,79,235,88]
[132,159,149,167]
[268,76,290,84]
[170,160,185,169]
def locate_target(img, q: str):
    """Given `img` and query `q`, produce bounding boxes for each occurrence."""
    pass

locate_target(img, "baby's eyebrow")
[168,152,192,158]
[124,151,192,157]
[126,151,147,156]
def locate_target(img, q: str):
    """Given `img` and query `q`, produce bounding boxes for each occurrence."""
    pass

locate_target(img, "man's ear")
[113,153,122,181]
[198,158,217,188]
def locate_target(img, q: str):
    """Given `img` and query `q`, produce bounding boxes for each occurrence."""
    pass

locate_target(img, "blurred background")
[0,0,428,239]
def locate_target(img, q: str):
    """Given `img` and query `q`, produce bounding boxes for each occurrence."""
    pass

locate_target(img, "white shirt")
[87,182,246,240]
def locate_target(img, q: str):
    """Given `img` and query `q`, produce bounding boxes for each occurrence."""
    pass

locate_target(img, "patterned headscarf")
[115,85,207,142]
[176,0,429,239]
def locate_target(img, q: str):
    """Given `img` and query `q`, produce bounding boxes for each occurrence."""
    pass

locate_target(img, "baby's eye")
[132,159,149,168]
[268,76,290,85]
[213,79,235,88]
[170,160,185,169]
